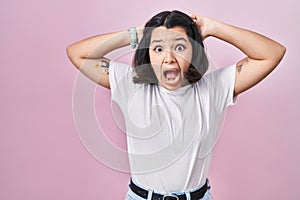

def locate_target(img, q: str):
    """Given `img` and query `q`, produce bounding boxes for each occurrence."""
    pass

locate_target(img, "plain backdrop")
[1,0,300,199]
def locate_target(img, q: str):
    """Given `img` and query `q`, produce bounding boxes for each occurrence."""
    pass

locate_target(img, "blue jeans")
[125,181,213,200]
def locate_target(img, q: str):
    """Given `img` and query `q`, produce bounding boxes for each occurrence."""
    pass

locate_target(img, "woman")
[67,10,285,200]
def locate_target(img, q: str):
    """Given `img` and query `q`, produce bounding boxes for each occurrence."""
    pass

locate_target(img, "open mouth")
[163,69,180,84]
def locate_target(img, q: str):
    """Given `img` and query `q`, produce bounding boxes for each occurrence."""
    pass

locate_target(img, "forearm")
[66,29,133,88]
[66,30,131,62]
[209,20,286,63]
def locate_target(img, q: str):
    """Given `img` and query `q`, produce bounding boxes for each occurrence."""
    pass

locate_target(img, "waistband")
[129,178,210,200]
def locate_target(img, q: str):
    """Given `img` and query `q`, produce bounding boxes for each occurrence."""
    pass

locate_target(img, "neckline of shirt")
[158,83,192,96]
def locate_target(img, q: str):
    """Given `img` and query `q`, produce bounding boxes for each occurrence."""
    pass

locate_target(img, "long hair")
[133,10,208,84]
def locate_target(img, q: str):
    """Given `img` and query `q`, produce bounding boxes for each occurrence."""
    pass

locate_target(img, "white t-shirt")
[109,61,237,194]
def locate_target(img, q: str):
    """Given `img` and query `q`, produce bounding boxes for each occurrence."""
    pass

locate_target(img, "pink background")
[1,0,300,199]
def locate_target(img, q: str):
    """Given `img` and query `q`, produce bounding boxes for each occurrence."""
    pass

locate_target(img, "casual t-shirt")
[109,61,237,194]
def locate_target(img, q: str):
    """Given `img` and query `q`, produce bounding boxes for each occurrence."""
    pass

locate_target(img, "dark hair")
[132,10,208,85]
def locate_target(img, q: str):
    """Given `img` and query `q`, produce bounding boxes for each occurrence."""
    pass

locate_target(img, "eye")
[175,44,185,51]
[154,46,163,52]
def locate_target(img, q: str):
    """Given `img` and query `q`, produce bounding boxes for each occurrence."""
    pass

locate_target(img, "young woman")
[67,10,285,200]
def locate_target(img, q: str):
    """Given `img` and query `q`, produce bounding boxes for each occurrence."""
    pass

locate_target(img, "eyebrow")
[150,37,189,44]
[151,39,163,44]
[174,37,188,43]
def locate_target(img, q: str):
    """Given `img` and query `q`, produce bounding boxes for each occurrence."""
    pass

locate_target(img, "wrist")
[128,27,137,49]
[203,18,220,38]
[207,19,231,39]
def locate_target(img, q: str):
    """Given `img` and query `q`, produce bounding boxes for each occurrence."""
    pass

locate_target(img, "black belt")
[129,179,210,200]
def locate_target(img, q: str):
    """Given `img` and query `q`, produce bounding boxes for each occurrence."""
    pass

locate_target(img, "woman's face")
[149,26,193,91]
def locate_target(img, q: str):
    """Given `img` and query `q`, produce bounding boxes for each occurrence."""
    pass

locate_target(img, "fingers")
[191,14,197,21]
[191,14,202,25]
[191,14,199,20]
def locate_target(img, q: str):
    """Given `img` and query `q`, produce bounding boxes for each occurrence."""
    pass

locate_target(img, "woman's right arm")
[66,30,132,89]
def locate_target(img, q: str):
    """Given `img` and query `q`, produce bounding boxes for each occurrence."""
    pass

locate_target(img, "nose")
[163,51,176,64]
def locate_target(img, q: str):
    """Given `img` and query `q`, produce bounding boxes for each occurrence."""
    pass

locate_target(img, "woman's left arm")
[192,15,286,96]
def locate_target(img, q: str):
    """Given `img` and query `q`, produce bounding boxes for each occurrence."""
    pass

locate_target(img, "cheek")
[149,53,163,76]
[151,64,161,78]
[177,53,192,69]
[149,52,162,65]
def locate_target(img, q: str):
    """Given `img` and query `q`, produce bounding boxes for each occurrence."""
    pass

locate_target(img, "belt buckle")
[162,193,179,200]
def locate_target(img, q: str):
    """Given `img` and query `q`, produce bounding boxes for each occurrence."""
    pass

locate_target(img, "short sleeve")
[202,64,237,112]
[108,61,135,107]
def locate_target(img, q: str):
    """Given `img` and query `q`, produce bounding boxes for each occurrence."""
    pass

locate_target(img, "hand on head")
[191,14,214,40]
[136,25,145,43]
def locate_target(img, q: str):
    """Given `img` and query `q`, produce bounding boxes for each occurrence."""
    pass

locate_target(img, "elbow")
[280,45,287,59]
[277,44,286,61]
[66,44,81,69]
[271,44,286,66]
[66,44,74,61]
